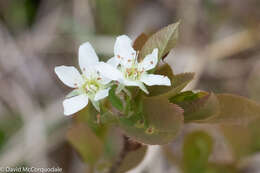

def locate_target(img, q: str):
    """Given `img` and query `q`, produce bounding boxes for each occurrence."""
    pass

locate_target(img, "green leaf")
[119,96,183,145]
[76,104,108,139]
[139,21,180,61]
[148,63,194,97]
[170,92,220,123]
[204,94,260,124]
[183,131,213,173]
[119,124,180,145]
[99,111,119,124]
[148,63,174,96]
[67,123,104,165]
[142,96,184,132]
[108,85,123,111]
[169,91,204,103]
[150,72,194,98]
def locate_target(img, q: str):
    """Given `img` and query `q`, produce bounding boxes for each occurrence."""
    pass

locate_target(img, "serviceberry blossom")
[104,35,171,94]
[55,42,117,115]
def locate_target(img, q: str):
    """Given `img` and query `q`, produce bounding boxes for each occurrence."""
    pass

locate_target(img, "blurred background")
[0,0,260,172]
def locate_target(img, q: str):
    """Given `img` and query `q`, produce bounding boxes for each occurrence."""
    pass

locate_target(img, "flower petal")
[140,74,171,86]
[123,79,141,86]
[114,35,136,68]
[79,42,99,72]
[99,76,111,85]
[138,82,149,94]
[90,99,100,112]
[63,94,88,116]
[54,66,84,88]
[97,62,123,81]
[107,57,120,67]
[138,48,158,71]
[123,79,149,94]
[94,88,110,101]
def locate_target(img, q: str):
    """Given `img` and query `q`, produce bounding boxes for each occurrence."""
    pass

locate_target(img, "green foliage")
[119,96,183,145]
[183,131,213,173]
[67,122,104,165]
[108,85,124,112]
[76,104,108,138]
[147,63,174,96]
[205,94,260,124]
[170,91,220,123]
[66,21,260,172]
[148,66,194,97]
[163,72,195,98]
[139,22,180,61]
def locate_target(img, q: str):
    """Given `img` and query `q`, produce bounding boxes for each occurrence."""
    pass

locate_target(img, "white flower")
[55,42,116,116]
[103,35,171,94]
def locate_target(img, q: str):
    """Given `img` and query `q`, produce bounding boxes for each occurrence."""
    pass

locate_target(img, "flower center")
[81,75,102,96]
[124,66,143,81]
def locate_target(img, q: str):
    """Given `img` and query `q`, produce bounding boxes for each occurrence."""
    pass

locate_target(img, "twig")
[109,136,142,173]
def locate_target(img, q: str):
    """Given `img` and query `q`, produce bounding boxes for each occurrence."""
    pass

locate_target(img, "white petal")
[79,42,99,72]
[123,79,141,86]
[94,88,110,101]
[138,48,158,71]
[140,74,171,86]
[63,94,88,116]
[83,66,99,79]
[96,62,123,81]
[107,57,120,67]
[55,66,83,88]
[138,82,149,94]
[90,99,100,112]
[99,76,111,85]
[123,79,149,94]
[114,35,136,68]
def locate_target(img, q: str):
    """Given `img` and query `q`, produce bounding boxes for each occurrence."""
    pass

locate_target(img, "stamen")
[97,77,102,80]
[117,55,121,59]
[83,67,86,71]
[150,61,153,64]
[135,51,139,63]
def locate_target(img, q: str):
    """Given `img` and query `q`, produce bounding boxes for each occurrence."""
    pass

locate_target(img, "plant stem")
[108,135,142,173]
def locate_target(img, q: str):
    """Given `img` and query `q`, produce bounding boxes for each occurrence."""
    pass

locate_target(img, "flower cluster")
[55,35,171,116]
